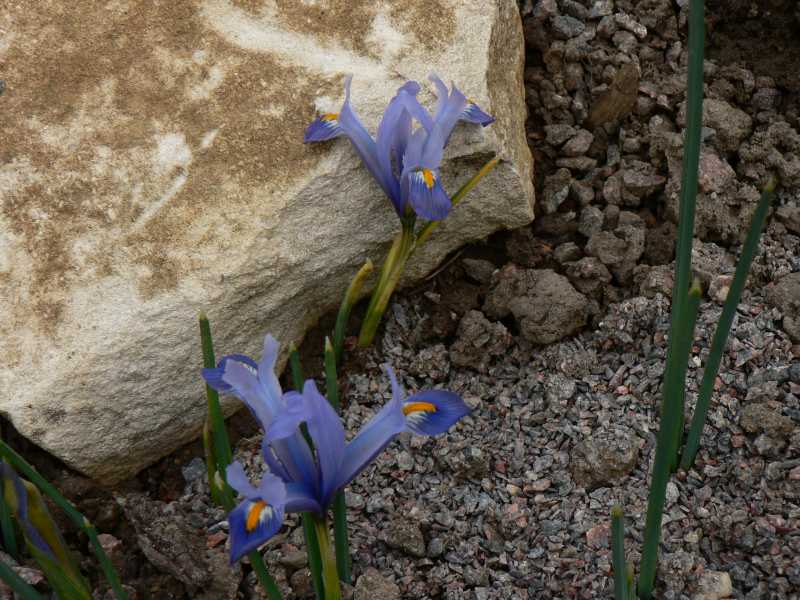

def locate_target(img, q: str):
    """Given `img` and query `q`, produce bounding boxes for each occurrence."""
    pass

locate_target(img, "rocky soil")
[2,0,800,598]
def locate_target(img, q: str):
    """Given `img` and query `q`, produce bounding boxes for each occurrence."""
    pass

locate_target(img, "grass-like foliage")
[611,1,778,598]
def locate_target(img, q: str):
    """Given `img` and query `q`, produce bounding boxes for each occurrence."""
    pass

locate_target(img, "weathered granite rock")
[0,0,533,482]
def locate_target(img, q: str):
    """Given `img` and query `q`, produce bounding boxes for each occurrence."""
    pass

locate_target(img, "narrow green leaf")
[669,279,702,472]
[0,557,46,600]
[358,222,416,348]
[333,260,374,364]
[680,179,776,470]
[611,506,628,600]
[198,314,234,490]
[416,156,500,246]
[0,466,18,558]
[28,543,91,600]
[202,422,224,506]
[638,2,705,596]
[626,563,636,600]
[249,552,284,600]
[0,443,128,600]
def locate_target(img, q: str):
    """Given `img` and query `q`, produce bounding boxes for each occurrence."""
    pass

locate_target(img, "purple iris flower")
[304,74,494,222]
[202,335,470,564]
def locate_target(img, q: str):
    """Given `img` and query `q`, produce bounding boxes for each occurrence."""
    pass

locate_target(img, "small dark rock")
[354,568,400,600]
[570,427,640,490]
[484,267,589,344]
[384,518,426,558]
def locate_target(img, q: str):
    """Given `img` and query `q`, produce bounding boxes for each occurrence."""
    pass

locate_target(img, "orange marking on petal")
[246,501,267,532]
[422,168,435,189]
[403,401,437,416]
[321,113,339,121]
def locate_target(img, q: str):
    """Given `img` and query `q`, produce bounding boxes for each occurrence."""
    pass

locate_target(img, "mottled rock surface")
[0,0,534,482]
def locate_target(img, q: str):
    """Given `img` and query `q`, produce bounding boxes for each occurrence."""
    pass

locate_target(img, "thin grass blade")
[611,505,628,600]
[680,178,776,470]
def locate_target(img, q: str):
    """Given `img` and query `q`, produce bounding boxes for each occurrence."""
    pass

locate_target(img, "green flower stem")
[333,260,374,364]
[288,345,325,600]
[313,518,342,600]
[415,156,500,247]
[637,1,704,597]
[680,179,776,470]
[199,314,282,600]
[358,220,416,348]
[0,441,128,600]
[611,506,628,600]
[324,339,351,584]
[0,557,45,600]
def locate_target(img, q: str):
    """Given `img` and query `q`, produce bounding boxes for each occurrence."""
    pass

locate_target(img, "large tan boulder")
[0,0,533,482]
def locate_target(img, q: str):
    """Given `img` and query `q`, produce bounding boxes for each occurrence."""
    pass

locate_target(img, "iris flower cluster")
[305,74,494,222]
[202,335,469,563]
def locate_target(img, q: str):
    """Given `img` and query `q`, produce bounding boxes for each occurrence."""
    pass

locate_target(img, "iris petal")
[402,389,470,436]
[334,390,405,492]
[304,113,344,142]
[300,381,346,506]
[337,76,398,203]
[461,102,495,126]
[218,359,275,430]
[228,499,285,564]
[202,354,258,395]
[421,80,467,168]
[406,168,451,221]
[256,335,284,414]
[226,461,259,500]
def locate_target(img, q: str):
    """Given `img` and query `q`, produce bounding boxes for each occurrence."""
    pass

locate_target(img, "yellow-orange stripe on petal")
[422,168,435,189]
[246,501,268,532]
[403,401,437,416]
[321,112,339,122]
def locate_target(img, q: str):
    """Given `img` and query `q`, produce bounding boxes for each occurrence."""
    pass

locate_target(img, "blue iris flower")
[304,74,494,222]
[202,335,470,563]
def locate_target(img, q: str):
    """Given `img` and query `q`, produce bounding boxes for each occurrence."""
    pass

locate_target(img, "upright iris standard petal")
[401,390,470,436]
[226,461,260,499]
[337,76,398,203]
[304,112,344,142]
[257,335,284,410]
[406,168,451,221]
[420,76,467,169]
[202,354,258,395]
[270,381,347,506]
